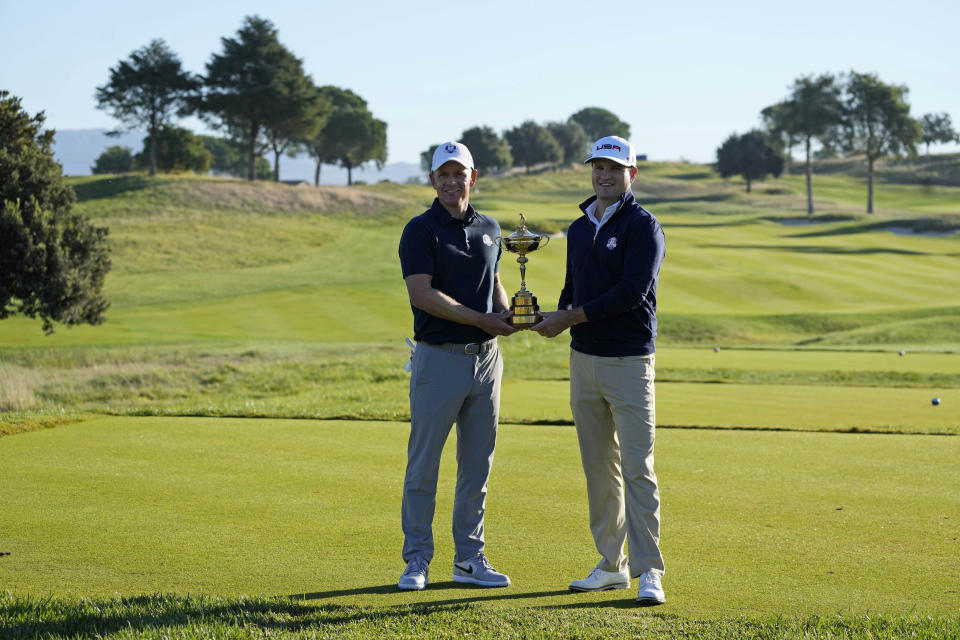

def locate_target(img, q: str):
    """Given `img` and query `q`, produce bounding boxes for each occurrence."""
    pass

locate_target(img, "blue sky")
[3,0,959,164]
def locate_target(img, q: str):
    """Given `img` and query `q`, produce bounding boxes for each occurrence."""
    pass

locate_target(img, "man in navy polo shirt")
[396,141,517,591]
[533,135,667,605]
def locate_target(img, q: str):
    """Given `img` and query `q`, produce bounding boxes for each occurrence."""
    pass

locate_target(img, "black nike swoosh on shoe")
[455,563,474,574]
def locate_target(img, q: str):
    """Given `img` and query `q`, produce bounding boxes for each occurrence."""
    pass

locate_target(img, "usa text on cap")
[584,136,636,167]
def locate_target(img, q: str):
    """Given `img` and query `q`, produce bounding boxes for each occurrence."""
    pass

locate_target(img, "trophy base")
[509,290,540,329]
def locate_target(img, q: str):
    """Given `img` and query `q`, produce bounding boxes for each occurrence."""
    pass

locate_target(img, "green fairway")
[2,170,958,351]
[3,594,958,639]
[3,167,960,637]
[502,379,958,433]
[1,167,958,434]
[3,342,957,433]
[2,416,958,619]
[663,347,960,372]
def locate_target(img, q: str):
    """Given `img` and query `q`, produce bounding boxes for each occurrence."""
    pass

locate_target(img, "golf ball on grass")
[932,397,941,406]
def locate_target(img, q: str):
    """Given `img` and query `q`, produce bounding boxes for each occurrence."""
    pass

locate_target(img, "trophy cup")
[500,214,550,329]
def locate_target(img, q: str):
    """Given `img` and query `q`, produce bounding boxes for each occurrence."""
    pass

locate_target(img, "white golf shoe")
[569,563,630,592]
[398,557,429,591]
[635,570,665,605]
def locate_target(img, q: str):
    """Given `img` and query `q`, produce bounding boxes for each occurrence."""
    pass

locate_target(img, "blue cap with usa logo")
[431,141,474,172]
[584,135,636,167]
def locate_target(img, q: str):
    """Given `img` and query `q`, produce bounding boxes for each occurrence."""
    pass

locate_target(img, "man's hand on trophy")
[531,311,562,338]
[478,310,519,336]
[532,307,587,338]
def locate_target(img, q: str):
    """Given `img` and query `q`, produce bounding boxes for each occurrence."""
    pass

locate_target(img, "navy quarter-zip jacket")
[558,190,666,357]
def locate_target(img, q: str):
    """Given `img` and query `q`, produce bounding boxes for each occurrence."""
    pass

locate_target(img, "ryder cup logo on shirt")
[482,234,493,246]
[606,237,618,250]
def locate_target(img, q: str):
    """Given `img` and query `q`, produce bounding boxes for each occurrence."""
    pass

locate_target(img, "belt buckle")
[464,343,481,355]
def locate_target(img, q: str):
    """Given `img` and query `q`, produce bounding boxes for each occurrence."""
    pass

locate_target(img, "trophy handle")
[539,235,550,249]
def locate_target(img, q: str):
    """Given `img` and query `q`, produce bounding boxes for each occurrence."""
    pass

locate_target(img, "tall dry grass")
[0,365,39,411]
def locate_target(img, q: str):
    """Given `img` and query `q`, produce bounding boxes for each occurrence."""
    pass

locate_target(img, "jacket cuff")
[582,299,603,322]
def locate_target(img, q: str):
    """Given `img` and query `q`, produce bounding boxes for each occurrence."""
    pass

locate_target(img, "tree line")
[1,92,110,334]
[716,71,958,213]
[419,107,631,176]
[5,56,956,335]
[94,16,386,185]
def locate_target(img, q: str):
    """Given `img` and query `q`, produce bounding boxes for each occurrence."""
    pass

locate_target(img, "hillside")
[2,166,958,429]
[71,174,412,216]
[26,167,960,337]
[789,152,960,188]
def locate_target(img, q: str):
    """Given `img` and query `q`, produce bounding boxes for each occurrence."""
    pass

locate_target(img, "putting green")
[1,416,957,617]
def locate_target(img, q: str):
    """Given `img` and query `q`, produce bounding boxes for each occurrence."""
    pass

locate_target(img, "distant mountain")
[274,152,424,186]
[53,129,147,176]
[51,129,425,186]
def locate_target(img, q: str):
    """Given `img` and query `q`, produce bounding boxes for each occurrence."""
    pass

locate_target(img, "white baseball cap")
[584,135,636,167]
[431,141,474,172]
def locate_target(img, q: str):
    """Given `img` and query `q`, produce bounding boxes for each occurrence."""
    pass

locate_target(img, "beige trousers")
[569,349,664,578]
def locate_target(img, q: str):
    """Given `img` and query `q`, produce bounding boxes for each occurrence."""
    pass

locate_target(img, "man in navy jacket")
[533,135,667,605]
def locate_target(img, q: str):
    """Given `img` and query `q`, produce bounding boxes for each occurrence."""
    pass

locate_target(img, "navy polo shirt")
[399,198,503,344]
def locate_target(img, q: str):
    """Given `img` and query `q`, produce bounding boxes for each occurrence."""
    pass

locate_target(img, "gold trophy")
[499,214,550,329]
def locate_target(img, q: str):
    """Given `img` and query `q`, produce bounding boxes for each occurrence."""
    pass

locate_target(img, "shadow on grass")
[0,593,326,637]
[788,218,960,238]
[73,175,155,202]
[537,599,659,610]
[289,582,571,606]
[664,220,754,228]
[0,589,587,637]
[644,193,734,204]
[664,172,715,181]
[288,584,398,599]
[698,243,934,256]
[761,214,860,225]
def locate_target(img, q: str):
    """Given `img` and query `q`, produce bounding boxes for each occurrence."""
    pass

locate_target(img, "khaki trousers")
[570,349,664,578]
